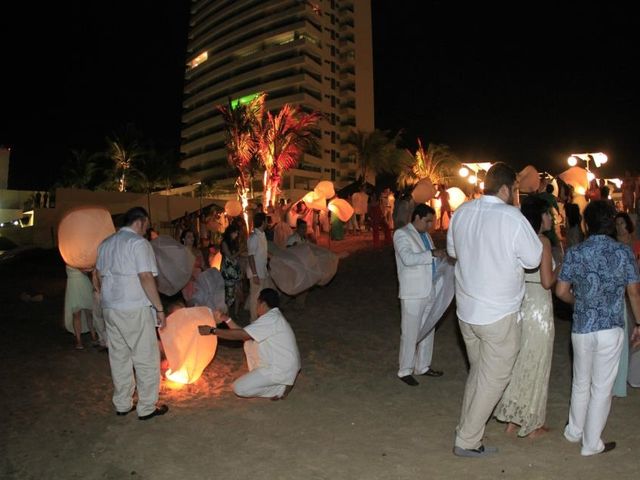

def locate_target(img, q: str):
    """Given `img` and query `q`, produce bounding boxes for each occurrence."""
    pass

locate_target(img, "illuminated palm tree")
[106,125,144,192]
[397,139,457,190]
[218,93,266,213]
[255,104,321,207]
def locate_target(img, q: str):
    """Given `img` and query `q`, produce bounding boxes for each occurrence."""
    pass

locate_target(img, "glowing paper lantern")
[269,242,338,295]
[151,235,195,296]
[328,198,354,222]
[314,180,335,199]
[225,200,243,217]
[518,165,540,193]
[447,187,466,210]
[558,166,589,193]
[411,178,436,203]
[302,191,327,211]
[159,306,217,384]
[58,206,116,269]
[209,250,222,270]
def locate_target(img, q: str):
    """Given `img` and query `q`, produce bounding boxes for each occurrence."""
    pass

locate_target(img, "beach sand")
[1,234,639,479]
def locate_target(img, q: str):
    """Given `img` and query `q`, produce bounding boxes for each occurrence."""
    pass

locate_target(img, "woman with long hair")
[220,223,243,315]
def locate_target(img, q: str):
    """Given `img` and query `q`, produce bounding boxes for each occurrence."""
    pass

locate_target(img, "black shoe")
[453,445,498,458]
[601,442,616,454]
[399,375,419,386]
[138,404,169,420]
[116,405,136,416]
[421,369,444,377]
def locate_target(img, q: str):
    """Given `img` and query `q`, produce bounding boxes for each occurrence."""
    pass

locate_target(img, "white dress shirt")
[447,195,542,325]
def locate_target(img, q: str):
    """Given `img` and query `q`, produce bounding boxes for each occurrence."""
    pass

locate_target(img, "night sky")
[2,1,638,190]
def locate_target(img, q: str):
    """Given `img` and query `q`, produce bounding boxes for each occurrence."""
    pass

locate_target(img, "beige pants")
[104,307,160,417]
[398,294,436,377]
[249,275,273,322]
[233,340,286,398]
[455,313,521,450]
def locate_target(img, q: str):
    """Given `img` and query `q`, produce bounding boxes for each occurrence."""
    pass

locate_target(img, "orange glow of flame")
[166,368,190,386]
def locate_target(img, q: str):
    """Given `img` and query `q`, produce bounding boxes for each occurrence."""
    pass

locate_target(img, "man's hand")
[198,325,212,336]
[433,248,447,259]
[156,311,166,330]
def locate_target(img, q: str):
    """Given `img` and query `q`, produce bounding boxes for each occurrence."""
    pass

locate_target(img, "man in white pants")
[447,163,542,457]
[556,200,640,456]
[199,288,300,399]
[247,211,272,321]
[393,203,446,386]
[95,207,168,420]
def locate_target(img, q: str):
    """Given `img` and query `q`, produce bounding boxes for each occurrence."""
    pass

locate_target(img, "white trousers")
[233,340,286,398]
[249,275,273,322]
[564,327,624,456]
[398,294,436,377]
[104,307,160,417]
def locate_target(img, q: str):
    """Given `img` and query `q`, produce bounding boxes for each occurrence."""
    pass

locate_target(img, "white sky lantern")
[559,166,589,194]
[58,206,115,269]
[224,199,243,217]
[328,198,354,222]
[411,177,436,203]
[587,171,596,182]
[459,167,469,178]
[151,235,195,296]
[518,165,540,193]
[314,180,335,200]
[447,187,467,210]
[567,156,578,167]
[468,175,477,185]
[269,242,338,296]
[159,306,217,385]
[302,190,328,211]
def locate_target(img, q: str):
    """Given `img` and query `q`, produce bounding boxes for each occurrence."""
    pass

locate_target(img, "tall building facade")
[180,0,374,194]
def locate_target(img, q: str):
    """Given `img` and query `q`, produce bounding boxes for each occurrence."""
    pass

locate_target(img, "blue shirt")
[559,235,640,334]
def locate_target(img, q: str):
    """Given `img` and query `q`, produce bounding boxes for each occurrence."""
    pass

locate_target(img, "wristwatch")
[210,327,217,335]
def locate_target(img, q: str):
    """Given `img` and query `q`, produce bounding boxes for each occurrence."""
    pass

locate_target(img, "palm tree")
[255,104,321,207]
[397,139,457,190]
[346,129,403,183]
[105,124,145,192]
[218,93,266,213]
[56,149,101,188]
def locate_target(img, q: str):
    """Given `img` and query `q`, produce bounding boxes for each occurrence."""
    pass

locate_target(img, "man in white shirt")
[352,185,369,232]
[447,163,542,457]
[199,288,301,400]
[95,207,168,420]
[393,204,446,386]
[247,212,272,321]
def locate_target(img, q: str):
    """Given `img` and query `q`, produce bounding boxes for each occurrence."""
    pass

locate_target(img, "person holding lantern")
[95,207,168,420]
[199,288,301,400]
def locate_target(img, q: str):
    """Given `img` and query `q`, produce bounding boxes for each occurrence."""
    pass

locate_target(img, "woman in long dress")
[220,223,242,315]
[494,196,559,437]
[613,212,640,395]
[64,265,96,350]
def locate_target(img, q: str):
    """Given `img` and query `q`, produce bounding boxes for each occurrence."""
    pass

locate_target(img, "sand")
[1,234,639,480]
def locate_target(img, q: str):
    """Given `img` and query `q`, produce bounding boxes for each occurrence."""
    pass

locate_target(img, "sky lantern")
[314,180,335,199]
[302,190,328,211]
[151,235,195,296]
[558,166,589,195]
[518,165,540,193]
[269,242,338,295]
[159,306,217,384]
[411,178,436,204]
[328,198,354,222]
[447,187,466,210]
[58,206,115,269]
[224,199,243,217]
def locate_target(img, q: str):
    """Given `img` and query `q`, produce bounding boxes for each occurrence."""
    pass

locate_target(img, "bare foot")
[505,423,519,435]
[527,426,550,439]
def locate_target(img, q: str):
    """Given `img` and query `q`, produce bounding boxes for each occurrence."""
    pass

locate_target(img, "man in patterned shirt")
[556,200,640,456]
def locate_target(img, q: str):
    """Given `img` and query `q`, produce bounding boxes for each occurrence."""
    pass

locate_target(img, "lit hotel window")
[189,51,208,69]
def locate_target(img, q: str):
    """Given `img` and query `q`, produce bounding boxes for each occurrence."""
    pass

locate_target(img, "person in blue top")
[556,200,640,456]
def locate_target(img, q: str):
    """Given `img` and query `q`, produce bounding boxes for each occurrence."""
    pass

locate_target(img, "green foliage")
[397,139,458,190]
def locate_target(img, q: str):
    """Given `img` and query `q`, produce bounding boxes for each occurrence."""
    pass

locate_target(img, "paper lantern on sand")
[447,187,466,210]
[269,242,338,295]
[159,306,217,384]
[151,235,195,296]
[328,198,354,222]
[225,199,243,217]
[517,165,540,193]
[58,206,115,269]
[302,191,327,211]
[411,178,436,204]
[314,180,335,199]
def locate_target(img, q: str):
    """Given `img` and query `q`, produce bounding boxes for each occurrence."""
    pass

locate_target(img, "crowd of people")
[61,164,640,459]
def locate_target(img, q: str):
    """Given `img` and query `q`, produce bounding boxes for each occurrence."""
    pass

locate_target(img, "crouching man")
[199,288,301,400]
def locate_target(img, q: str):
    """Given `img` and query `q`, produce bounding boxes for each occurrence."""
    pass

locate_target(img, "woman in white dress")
[64,265,96,350]
[494,196,560,438]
